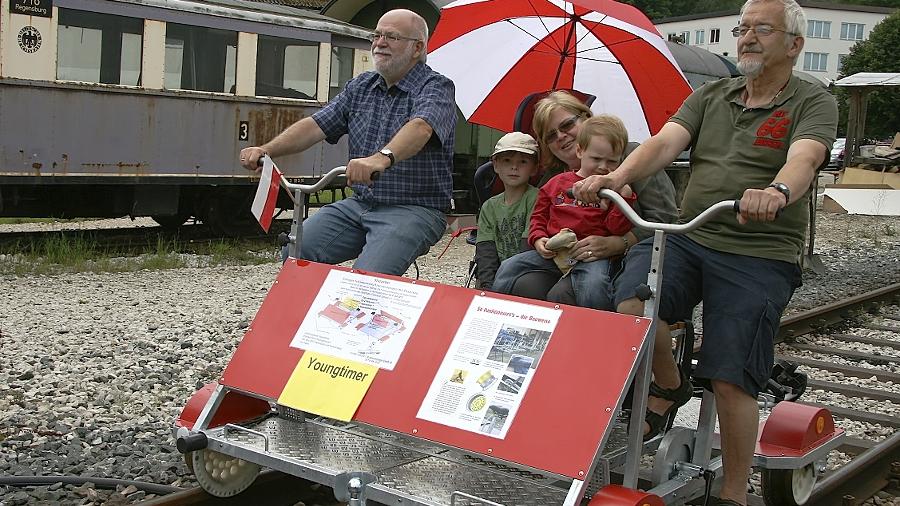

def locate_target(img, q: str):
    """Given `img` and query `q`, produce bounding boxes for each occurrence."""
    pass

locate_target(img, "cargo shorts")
[613,234,802,397]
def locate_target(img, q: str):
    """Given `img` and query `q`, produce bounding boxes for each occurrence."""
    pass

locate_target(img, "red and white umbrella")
[428,0,692,141]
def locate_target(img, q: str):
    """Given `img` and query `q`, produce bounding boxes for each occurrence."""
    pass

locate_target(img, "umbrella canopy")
[428,0,693,141]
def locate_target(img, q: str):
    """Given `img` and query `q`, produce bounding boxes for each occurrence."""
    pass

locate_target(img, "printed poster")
[290,270,433,370]
[416,297,560,439]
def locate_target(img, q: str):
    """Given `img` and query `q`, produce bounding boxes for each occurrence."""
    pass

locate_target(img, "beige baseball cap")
[492,132,538,157]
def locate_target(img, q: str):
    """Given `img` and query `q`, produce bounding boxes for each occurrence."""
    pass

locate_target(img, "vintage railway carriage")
[0,0,372,229]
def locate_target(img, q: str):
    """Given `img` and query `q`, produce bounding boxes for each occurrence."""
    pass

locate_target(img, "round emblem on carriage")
[18,26,42,54]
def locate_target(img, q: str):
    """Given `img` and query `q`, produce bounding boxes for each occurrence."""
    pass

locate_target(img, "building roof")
[654,1,896,24]
[834,72,900,86]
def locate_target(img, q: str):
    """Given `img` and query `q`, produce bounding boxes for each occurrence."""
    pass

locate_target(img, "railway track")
[130,284,900,506]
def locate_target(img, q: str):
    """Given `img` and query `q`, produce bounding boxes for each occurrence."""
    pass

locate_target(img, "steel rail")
[135,471,314,505]
[807,431,900,506]
[777,283,900,342]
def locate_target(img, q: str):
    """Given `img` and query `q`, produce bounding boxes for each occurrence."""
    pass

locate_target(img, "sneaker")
[466,229,477,245]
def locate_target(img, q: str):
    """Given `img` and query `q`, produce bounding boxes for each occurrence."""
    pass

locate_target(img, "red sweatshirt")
[528,171,638,246]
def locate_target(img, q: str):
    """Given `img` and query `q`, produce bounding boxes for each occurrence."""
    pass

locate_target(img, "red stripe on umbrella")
[573,0,659,33]
[468,23,577,132]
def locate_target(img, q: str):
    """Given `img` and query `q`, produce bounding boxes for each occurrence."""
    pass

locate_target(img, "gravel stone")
[1,211,898,505]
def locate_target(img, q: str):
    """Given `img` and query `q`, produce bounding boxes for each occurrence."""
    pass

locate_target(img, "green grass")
[1,234,276,275]
[0,217,97,225]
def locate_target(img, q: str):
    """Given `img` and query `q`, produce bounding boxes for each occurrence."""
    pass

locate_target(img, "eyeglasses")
[368,31,421,43]
[544,115,582,143]
[731,25,798,38]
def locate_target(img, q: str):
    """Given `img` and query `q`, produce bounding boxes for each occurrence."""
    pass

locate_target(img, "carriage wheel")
[761,462,816,506]
[190,448,260,497]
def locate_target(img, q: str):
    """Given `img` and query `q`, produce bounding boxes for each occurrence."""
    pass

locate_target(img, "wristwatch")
[767,182,790,204]
[379,148,395,168]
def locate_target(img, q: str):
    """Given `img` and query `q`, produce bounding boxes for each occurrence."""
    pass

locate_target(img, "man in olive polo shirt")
[575,0,836,504]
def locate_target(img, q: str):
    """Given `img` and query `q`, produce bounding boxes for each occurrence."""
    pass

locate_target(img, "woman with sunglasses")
[506,90,679,304]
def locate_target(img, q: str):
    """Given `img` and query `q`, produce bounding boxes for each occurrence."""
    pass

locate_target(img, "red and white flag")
[250,156,283,232]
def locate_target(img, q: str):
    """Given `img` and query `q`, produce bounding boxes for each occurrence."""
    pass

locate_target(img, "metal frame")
[176,178,843,505]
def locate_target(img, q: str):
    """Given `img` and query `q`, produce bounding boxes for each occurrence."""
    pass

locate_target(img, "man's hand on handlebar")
[346,155,389,186]
[573,174,627,207]
[239,147,268,172]
[737,187,786,224]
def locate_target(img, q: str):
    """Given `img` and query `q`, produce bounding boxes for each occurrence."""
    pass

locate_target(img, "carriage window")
[164,23,237,92]
[329,46,354,100]
[256,35,318,100]
[57,9,143,85]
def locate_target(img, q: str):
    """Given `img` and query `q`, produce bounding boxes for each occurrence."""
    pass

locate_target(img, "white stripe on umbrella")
[572,26,651,141]
[430,16,568,119]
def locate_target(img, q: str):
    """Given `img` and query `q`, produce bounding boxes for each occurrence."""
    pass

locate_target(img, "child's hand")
[534,238,556,259]
[619,184,633,198]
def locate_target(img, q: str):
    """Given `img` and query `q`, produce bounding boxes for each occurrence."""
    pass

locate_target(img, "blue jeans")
[492,250,614,310]
[286,197,446,276]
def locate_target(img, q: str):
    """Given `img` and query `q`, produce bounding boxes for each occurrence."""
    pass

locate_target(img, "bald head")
[378,9,428,63]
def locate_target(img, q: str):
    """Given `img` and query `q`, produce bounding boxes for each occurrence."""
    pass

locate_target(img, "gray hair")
[741,0,806,48]
[411,13,429,64]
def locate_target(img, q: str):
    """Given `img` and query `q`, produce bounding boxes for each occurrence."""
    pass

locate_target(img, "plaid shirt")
[312,63,456,210]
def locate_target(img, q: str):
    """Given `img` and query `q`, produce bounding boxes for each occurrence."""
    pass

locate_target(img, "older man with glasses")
[240,9,456,276]
[575,0,836,504]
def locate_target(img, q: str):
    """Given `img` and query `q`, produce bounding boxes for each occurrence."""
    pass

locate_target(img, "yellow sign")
[278,352,378,421]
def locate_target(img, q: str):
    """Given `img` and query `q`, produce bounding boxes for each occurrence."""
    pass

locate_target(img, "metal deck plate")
[208,416,575,506]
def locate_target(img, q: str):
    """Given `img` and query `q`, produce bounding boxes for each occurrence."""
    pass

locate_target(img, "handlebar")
[257,156,381,195]
[283,166,347,195]
[592,189,740,234]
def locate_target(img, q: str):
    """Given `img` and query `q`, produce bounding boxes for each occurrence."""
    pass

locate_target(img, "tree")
[835,11,900,138]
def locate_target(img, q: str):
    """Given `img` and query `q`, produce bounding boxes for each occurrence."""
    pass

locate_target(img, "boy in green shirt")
[474,132,539,290]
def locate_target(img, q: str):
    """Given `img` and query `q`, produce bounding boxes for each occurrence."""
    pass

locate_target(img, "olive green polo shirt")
[670,75,837,263]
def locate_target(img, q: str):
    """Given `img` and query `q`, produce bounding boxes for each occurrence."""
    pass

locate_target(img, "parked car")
[829,138,846,168]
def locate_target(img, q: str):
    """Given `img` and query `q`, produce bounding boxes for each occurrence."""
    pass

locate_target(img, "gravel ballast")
[1,211,898,505]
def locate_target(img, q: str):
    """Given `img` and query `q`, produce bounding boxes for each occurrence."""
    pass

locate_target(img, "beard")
[737,44,764,78]
[737,58,764,78]
[374,44,416,82]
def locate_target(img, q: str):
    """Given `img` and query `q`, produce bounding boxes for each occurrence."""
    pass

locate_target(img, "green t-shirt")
[670,75,837,263]
[477,186,539,261]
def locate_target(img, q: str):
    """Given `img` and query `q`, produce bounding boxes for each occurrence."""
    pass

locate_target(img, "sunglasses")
[544,115,582,144]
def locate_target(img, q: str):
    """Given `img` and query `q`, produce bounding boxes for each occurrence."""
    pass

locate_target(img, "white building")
[654,1,895,84]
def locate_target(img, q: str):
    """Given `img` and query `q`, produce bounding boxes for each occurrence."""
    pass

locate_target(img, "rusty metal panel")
[0,80,349,180]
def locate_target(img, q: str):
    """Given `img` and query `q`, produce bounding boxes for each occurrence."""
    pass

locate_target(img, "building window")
[807,20,831,39]
[710,28,720,44]
[695,30,705,45]
[165,24,237,92]
[329,46,354,100]
[667,33,677,42]
[838,54,849,72]
[841,22,865,41]
[803,52,828,72]
[57,9,143,85]
[680,31,690,44]
[255,35,319,100]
